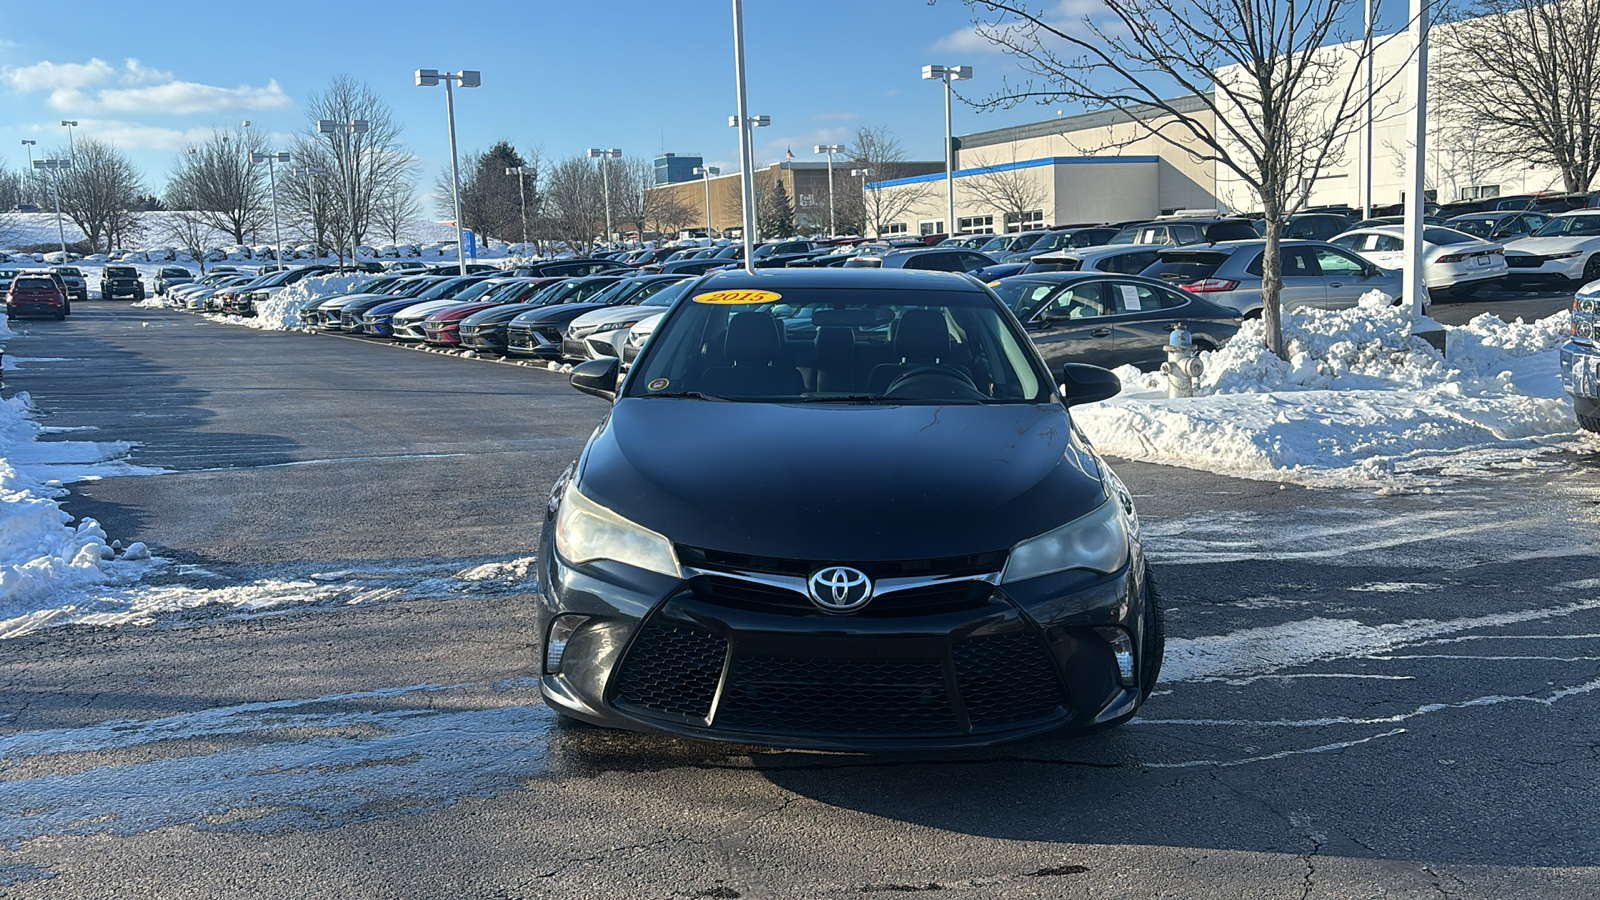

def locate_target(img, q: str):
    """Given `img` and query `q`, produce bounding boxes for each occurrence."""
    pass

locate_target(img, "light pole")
[851,167,874,237]
[317,117,371,271]
[585,148,622,247]
[295,164,328,259]
[1403,0,1430,317]
[415,68,480,275]
[32,158,71,256]
[922,64,972,237]
[250,151,292,269]
[693,165,721,240]
[729,0,773,273]
[20,140,35,204]
[60,121,77,161]
[1361,0,1374,218]
[506,165,536,246]
[814,144,843,237]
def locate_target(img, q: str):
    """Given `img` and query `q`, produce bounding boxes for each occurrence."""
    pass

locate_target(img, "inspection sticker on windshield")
[692,289,782,305]
[647,378,670,392]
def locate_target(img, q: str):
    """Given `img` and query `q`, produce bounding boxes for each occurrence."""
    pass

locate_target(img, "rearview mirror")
[1058,363,1122,407]
[570,357,621,401]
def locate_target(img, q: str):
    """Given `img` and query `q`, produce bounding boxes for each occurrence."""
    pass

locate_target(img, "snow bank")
[0,392,157,628]
[206,274,368,332]
[1076,292,1581,489]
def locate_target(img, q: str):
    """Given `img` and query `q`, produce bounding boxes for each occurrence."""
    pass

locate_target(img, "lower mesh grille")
[715,655,957,735]
[952,632,1065,727]
[612,625,727,720]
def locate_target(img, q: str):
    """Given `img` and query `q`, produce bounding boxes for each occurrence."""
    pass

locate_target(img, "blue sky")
[1,0,1410,207]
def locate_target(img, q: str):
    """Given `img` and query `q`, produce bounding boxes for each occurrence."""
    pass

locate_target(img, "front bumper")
[506,324,564,358]
[1505,253,1588,282]
[459,325,508,351]
[1561,340,1600,401]
[423,323,461,345]
[538,542,1149,750]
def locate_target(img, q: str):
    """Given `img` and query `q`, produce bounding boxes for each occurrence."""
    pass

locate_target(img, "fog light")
[545,614,591,673]
[1096,626,1136,686]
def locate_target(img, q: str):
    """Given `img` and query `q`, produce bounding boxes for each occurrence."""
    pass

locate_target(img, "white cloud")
[58,119,221,151]
[2,57,288,115]
[929,0,1109,54]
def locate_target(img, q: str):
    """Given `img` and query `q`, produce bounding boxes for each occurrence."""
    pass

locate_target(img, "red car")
[420,278,555,346]
[6,273,69,320]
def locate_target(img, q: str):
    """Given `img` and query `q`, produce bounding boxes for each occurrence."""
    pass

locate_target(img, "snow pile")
[1076,292,1580,488]
[0,392,156,626]
[208,274,368,331]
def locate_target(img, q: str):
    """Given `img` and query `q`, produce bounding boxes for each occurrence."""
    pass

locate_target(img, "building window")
[1004,209,1044,233]
[1459,184,1501,201]
[919,219,946,236]
[884,222,908,235]
[958,215,995,234]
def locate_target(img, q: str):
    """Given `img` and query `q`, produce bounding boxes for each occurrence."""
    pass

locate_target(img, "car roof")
[692,266,986,293]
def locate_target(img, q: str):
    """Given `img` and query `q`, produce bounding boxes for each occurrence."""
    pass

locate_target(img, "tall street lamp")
[251,151,292,269]
[317,117,372,272]
[814,144,843,237]
[851,167,874,237]
[693,165,720,240]
[60,120,78,161]
[416,68,480,275]
[32,158,71,256]
[20,140,35,203]
[585,148,622,247]
[296,164,329,258]
[729,0,773,273]
[506,165,536,246]
[922,64,972,237]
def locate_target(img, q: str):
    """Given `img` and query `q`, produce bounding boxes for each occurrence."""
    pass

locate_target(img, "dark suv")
[101,265,145,301]
[6,272,69,319]
[50,266,88,302]
[154,266,195,295]
[1109,217,1260,246]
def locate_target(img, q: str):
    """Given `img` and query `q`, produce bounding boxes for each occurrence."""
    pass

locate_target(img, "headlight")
[1548,251,1582,260]
[1000,498,1130,584]
[592,320,639,334]
[553,482,681,577]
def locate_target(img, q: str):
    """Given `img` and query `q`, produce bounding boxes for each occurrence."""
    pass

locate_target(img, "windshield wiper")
[637,391,731,401]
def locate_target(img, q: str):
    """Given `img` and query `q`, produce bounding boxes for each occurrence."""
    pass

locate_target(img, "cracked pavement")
[1,305,1598,898]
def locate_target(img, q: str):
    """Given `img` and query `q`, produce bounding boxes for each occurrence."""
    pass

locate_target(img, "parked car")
[456,280,572,353]
[1561,279,1600,432]
[5,272,69,319]
[223,265,337,316]
[1110,217,1259,246]
[544,267,1160,747]
[937,235,993,250]
[1502,211,1600,286]
[511,259,629,278]
[302,274,423,329]
[420,278,545,346]
[1263,212,1358,242]
[976,232,1048,256]
[1443,211,1549,242]
[560,275,694,362]
[383,276,503,341]
[329,277,456,331]
[990,271,1242,370]
[1023,245,1167,276]
[49,266,89,302]
[1140,239,1410,315]
[1001,226,1121,263]
[503,275,632,358]
[1353,215,1448,228]
[100,265,145,301]
[154,266,195,295]
[181,275,255,310]
[620,310,665,367]
[843,247,998,273]
[1330,225,1507,296]
[0,268,19,296]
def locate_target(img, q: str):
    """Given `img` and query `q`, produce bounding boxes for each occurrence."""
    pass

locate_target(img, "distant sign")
[464,230,477,259]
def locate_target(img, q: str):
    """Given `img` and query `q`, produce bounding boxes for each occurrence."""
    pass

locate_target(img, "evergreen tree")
[760,178,795,237]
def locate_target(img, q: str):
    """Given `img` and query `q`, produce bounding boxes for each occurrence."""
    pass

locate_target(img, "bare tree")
[956,0,1399,358]
[959,142,1050,232]
[371,174,423,245]
[40,138,146,253]
[0,162,21,247]
[162,126,269,245]
[296,76,417,263]
[540,154,605,255]
[162,214,215,274]
[843,126,938,237]
[1433,0,1600,195]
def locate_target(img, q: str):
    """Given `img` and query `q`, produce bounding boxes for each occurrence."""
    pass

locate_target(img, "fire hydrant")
[1160,324,1203,399]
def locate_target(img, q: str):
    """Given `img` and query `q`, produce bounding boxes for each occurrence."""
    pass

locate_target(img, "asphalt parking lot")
[1,295,1597,899]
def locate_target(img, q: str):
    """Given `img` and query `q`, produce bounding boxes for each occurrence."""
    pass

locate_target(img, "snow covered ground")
[1075,292,1590,491]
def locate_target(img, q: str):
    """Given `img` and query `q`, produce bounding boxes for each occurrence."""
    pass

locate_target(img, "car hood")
[393,299,459,321]
[569,304,662,330]
[462,302,545,326]
[427,300,501,322]
[578,399,1106,561]
[1505,235,1600,254]
[511,302,606,325]
[318,292,384,310]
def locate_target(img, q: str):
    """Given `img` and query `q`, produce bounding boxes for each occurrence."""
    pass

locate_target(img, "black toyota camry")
[537,267,1163,749]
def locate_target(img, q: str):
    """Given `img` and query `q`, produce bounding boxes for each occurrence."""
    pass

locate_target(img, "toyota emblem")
[807,566,873,612]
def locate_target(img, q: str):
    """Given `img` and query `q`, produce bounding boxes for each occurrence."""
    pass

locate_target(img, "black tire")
[1578,397,1600,433]
[1137,563,1166,702]
[1579,414,1600,433]
[1584,254,1600,285]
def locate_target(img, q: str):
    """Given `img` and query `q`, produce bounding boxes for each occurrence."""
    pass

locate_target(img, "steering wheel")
[884,365,987,401]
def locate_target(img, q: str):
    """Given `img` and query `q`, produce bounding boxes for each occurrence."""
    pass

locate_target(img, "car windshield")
[106,268,136,277]
[481,281,533,303]
[1106,227,1139,245]
[626,285,1048,404]
[1448,218,1495,238]
[639,280,693,306]
[414,278,474,301]
[1533,215,1600,237]
[57,268,82,276]
[978,236,1013,253]
[990,279,1066,318]
[450,280,501,302]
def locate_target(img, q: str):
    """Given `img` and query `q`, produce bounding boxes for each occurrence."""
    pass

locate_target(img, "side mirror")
[1058,363,1121,407]
[570,357,621,401]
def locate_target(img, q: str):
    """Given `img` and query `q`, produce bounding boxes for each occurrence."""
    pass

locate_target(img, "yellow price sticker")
[692,289,783,305]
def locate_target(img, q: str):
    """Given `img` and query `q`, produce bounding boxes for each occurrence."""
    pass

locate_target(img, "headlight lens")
[553,482,681,577]
[592,320,640,334]
[1548,251,1582,260]
[1001,498,1130,584]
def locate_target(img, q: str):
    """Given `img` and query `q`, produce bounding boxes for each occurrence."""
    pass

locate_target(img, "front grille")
[677,545,1008,581]
[691,576,995,618]
[1505,255,1544,268]
[612,625,727,721]
[952,632,1065,727]
[716,655,956,735]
